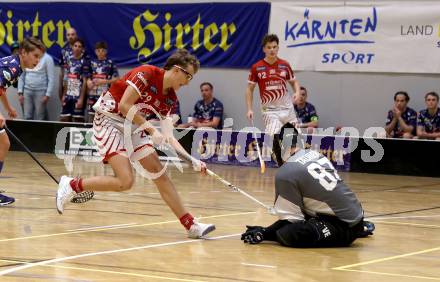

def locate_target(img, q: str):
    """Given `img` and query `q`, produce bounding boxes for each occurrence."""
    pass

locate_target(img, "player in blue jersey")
[59,28,78,100]
[0,37,45,205]
[86,41,119,122]
[294,86,319,133]
[59,38,90,122]
[179,82,224,129]
[416,92,440,140]
[385,91,417,138]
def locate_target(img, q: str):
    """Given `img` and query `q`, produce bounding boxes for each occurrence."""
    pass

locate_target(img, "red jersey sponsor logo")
[136,72,148,86]
[249,58,295,108]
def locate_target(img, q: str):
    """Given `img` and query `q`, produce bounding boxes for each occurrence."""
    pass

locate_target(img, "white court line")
[241,263,277,269]
[28,198,41,200]
[366,214,440,221]
[67,223,138,232]
[0,233,241,276]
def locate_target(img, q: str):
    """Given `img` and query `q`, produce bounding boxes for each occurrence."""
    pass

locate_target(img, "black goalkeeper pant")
[266,215,364,248]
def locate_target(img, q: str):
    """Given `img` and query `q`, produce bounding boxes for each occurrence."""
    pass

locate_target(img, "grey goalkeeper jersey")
[274,149,364,227]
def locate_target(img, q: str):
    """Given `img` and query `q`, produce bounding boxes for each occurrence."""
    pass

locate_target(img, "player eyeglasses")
[174,65,193,81]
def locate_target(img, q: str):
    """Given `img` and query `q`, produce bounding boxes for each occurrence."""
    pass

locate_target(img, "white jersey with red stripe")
[248,58,295,111]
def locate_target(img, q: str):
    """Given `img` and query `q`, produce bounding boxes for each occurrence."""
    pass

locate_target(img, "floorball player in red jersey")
[56,49,215,238]
[245,34,301,165]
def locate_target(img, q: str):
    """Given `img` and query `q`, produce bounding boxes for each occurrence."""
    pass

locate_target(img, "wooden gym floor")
[0,151,439,281]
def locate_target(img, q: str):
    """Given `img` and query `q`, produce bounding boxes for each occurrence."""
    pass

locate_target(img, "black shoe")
[0,193,15,206]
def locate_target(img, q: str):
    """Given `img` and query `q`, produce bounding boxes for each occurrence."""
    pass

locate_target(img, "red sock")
[179,213,194,230]
[70,178,84,193]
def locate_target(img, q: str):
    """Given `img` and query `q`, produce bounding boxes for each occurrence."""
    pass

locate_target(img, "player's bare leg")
[56,154,133,213]
[138,150,215,238]
[55,150,215,238]
[0,131,14,205]
[0,131,10,161]
[82,154,134,191]
[138,150,187,218]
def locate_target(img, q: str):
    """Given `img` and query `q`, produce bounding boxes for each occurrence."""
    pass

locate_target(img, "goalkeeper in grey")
[241,123,374,247]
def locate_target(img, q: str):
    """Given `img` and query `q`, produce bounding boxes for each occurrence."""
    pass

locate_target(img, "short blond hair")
[20,37,45,52]
[164,49,200,73]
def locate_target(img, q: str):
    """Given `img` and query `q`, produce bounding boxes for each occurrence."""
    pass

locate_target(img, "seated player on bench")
[241,123,374,247]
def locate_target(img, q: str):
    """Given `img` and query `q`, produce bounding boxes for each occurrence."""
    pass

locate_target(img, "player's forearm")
[46,57,56,97]
[385,123,396,134]
[403,126,414,134]
[119,85,159,134]
[79,80,87,102]
[303,121,318,128]
[417,127,428,138]
[245,88,253,111]
[292,79,300,95]
[58,69,64,98]
[46,72,55,98]
[422,132,435,138]
[17,73,25,93]
[119,103,156,134]
[198,119,220,129]
[398,118,413,132]
[0,94,12,111]
[295,83,301,96]
[385,118,398,134]
[427,131,440,138]
[62,84,67,98]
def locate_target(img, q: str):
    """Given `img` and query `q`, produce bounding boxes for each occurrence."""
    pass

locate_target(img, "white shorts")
[262,108,298,136]
[93,112,154,163]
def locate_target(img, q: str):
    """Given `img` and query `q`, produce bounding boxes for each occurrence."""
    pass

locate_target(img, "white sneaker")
[56,176,77,214]
[187,219,216,239]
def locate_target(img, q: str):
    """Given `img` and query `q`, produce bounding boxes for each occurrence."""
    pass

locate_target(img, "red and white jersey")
[248,58,295,110]
[95,65,178,119]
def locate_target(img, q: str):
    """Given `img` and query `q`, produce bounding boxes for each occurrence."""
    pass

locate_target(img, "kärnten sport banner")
[270,1,440,73]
